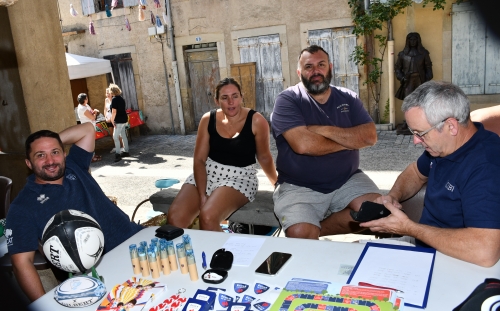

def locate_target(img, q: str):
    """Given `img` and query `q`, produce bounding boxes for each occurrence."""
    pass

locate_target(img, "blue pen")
[202,251,207,269]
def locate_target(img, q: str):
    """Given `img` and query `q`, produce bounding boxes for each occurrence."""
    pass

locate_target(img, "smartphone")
[350,201,391,222]
[255,252,292,276]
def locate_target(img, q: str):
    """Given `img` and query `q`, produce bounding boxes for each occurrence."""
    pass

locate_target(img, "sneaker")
[109,148,116,154]
[121,151,130,157]
[120,148,125,153]
[114,154,122,162]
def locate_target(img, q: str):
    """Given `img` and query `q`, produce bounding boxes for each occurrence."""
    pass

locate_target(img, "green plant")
[381,98,390,123]
[348,0,457,122]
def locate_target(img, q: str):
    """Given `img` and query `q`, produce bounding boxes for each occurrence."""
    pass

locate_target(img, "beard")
[32,161,65,182]
[301,70,332,95]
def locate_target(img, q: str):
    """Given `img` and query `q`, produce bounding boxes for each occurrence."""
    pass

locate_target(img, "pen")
[202,251,207,270]
[358,282,404,293]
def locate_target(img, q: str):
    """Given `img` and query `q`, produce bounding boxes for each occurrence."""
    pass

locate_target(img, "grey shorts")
[273,172,380,231]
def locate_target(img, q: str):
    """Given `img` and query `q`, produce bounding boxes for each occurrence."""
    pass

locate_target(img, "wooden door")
[104,53,139,110]
[238,34,284,119]
[187,49,220,127]
[308,27,359,94]
[70,78,88,108]
[452,2,485,95]
[230,62,256,110]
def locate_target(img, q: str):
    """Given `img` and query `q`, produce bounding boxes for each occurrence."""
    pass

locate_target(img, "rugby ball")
[54,275,106,307]
[42,210,104,273]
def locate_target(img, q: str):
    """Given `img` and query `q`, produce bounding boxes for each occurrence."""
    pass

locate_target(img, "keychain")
[150,288,187,311]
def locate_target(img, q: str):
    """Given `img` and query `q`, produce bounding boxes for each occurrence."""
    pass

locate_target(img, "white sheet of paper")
[348,246,434,307]
[222,236,265,266]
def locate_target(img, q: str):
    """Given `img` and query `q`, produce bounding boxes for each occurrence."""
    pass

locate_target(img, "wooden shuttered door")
[80,0,96,16]
[230,63,257,110]
[238,34,284,119]
[485,28,500,94]
[103,53,139,110]
[308,27,359,95]
[187,49,220,127]
[452,2,500,94]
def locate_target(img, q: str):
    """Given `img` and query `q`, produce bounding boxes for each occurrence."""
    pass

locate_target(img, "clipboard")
[347,242,436,309]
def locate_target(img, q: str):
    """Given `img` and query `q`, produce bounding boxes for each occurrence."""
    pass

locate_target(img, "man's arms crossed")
[282,122,376,156]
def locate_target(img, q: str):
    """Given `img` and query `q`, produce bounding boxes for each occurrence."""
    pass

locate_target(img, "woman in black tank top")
[167,78,277,231]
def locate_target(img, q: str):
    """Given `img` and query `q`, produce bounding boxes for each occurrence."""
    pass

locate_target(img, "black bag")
[453,278,500,310]
[228,221,275,235]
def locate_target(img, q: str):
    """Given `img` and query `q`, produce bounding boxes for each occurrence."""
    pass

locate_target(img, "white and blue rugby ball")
[54,275,106,307]
[42,209,104,273]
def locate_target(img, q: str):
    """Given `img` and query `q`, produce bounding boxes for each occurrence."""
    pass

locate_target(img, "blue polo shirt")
[271,83,373,193]
[417,123,500,229]
[6,145,142,255]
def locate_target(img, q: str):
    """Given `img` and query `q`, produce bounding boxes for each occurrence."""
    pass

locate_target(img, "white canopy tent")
[65,53,114,81]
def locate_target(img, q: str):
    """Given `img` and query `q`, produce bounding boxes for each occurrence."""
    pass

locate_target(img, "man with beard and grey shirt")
[271,45,381,239]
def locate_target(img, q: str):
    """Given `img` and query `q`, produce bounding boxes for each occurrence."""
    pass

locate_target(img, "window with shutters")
[308,27,359,95]
[452,2,500,95]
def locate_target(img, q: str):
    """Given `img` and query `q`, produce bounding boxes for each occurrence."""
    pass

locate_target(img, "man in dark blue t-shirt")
[361,81,500,267]
[271,45,381,239]
[5,122,142,301]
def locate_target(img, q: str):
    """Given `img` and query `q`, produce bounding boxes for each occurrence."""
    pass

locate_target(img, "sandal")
[91,155,102,162]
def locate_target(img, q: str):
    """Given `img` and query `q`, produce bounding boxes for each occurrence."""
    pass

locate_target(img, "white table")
[29,227,500,310]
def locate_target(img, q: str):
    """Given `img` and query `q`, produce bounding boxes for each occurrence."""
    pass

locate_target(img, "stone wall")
[59,0,366,133]
[86,74,108,112]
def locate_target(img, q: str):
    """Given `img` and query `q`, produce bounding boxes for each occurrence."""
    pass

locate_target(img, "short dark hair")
[77,93,87,104]
[298,45,330,61]
[126,299,137,305]
[214,77,242,100]
[25,130,64,159]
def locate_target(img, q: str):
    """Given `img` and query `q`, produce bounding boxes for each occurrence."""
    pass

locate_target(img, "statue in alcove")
[395,32,433,100]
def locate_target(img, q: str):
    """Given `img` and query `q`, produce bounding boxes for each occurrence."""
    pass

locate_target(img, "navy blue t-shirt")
[6,145,142,255]
[271,83,373,193]
[417,123,500,230]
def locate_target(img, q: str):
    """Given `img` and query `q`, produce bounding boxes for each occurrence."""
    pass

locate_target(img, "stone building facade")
[59,0,369,134]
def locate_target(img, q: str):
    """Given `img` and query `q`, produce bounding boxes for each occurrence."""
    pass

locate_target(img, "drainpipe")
[161,40,175,134]
[166,0,185,135]
[387,19,395,129]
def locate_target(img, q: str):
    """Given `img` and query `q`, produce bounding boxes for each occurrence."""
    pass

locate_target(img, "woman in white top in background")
[103,88,123,153]
[76,93,102,162]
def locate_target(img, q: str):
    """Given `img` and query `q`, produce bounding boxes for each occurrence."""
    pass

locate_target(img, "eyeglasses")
[408,118,449,140]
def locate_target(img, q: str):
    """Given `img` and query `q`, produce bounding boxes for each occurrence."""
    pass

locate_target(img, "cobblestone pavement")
[92,131,423,224]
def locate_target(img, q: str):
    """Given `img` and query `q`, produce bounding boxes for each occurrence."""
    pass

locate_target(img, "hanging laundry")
[140,0,148,6]
[150,11,155,25]
[153,0,161,8]
[125,17,131,31]
[69,4,78,17]
[156,15,162,28]
[111,0,118,10]
[105,4,112,17]
[138,5,145,21]
[89,20,96,35]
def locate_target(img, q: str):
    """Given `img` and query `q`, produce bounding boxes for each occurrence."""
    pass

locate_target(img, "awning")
[65,53,112,80]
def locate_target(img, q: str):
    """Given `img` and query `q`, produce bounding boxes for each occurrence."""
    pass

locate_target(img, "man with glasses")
[361,81,500,267]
